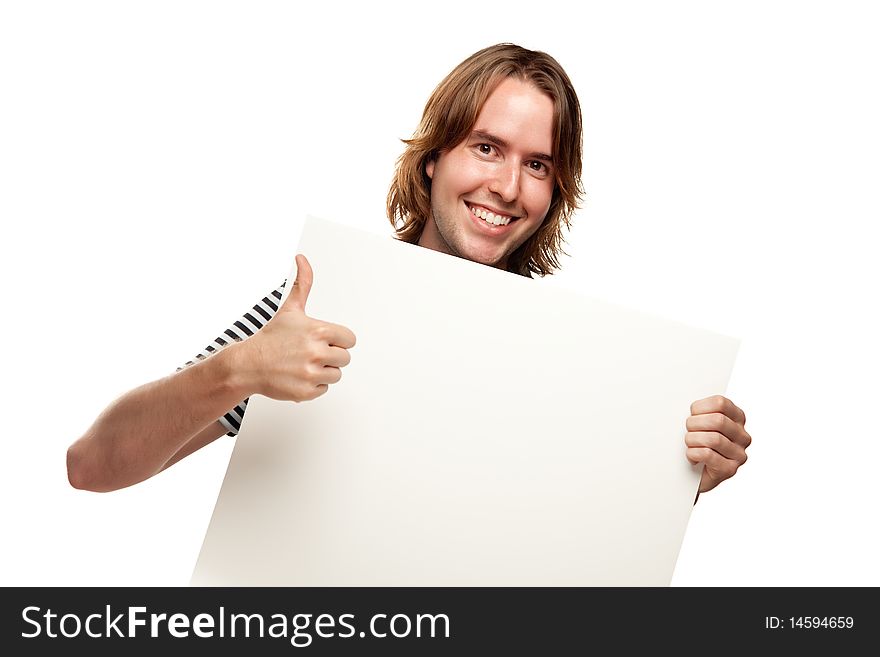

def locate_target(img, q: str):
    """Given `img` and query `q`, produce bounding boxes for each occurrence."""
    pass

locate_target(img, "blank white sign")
[191,216,739,586]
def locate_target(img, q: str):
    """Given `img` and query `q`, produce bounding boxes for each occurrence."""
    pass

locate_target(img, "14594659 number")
[790,617,854,629]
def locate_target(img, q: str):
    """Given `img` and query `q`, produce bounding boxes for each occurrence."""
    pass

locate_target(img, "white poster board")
[191,216,739,586]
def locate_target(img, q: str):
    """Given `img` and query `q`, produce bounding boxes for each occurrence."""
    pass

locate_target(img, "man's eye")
[478,143,493,155]
[528,160,547,173]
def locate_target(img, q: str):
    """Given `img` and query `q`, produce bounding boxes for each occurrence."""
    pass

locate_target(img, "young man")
[67,44,750,495]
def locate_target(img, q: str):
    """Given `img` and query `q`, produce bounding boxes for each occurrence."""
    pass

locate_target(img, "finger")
[325,323,357,349]
[321,345,352,368]
[686,412,752,448]
[283,254,313,313]
[303,383,329,401]
[686,446,711,466]
[686,448,740,492]
[316,366,343,385]
[690,395,746,426]
[686,447,740,474]
[685,431,747,463]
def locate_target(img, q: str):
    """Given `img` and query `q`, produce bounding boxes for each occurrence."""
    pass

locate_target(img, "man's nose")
[488,160,520,203]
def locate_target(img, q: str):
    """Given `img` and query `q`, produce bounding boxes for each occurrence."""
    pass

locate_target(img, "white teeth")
[470,205,511,226]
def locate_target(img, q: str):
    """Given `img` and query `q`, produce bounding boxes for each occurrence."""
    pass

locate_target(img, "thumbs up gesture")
[236,254,357,402]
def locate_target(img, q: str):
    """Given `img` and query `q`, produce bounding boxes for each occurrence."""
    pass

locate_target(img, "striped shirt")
[177,281,286,436]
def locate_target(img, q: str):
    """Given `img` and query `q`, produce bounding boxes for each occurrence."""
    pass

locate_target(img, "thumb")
[283,254,313,313]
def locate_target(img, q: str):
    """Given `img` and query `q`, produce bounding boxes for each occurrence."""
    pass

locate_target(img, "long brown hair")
[387,43,584,277]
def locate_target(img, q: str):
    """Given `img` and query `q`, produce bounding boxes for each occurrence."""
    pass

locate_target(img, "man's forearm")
[67,343,252,492]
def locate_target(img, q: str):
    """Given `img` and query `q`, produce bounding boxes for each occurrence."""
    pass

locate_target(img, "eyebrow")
[471,130,553,163]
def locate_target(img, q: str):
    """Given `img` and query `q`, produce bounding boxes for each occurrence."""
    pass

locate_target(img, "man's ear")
[425,157,435,180]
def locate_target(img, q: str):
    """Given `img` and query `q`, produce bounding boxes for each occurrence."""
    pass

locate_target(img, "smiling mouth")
[465,202,519,227]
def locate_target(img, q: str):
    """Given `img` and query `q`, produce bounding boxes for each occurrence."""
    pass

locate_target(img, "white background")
[1,1,877,587]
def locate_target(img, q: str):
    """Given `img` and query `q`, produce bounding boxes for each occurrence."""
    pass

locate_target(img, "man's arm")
[66,255,356,493]
[66,345,249,492]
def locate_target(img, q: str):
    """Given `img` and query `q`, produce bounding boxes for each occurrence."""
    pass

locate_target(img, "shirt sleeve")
[176,281,287,436]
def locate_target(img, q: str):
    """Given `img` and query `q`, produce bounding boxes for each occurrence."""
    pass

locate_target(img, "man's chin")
[460,249,507,270]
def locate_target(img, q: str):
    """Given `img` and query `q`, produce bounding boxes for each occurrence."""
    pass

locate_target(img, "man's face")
[419,77,556,270]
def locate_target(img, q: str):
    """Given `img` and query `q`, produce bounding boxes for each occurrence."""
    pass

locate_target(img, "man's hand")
[234,254,357,402]
[685,395,751,493]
